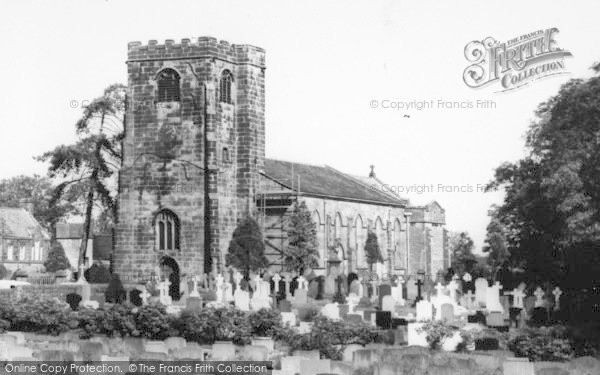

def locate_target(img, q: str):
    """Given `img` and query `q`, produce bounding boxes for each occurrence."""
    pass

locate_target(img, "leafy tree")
[37,84,126,268]
[449,231,477,275]
[0,175,74,234]
[226,216,269,280]
[283,201,319,275]
[364,230,383,272]
[44,242,71,273]
[482,206,510,278]
[487,66,600,286]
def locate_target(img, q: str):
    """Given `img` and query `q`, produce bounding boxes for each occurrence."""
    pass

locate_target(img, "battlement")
[127,37,265,67]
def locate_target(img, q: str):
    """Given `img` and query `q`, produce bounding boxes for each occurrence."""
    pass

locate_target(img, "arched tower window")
[220,70,233,104]
[154,209,180,250]
[156,69,180,102]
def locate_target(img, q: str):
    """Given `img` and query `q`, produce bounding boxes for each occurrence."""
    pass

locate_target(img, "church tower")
[113,37,265,285]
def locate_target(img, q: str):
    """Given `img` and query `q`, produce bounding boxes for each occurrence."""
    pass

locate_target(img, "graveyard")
[1,267,600,375]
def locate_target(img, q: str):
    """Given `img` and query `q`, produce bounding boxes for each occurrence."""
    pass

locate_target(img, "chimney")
[19,198,34,214]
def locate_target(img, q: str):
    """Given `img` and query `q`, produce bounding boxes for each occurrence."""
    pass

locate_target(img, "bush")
[44,242,71,273]
[248,308,283,337]
[177,307,251,345]
[417,320,457,350]
[85,264,111,283]
[332,290,347,304]
[0,297,74,336]
[97,303,137,337]
[133,304,178,340]
[507,326,575,362]
[105,274,126,303]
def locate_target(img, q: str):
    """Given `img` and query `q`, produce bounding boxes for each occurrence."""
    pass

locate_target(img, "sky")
[1,0,599,252]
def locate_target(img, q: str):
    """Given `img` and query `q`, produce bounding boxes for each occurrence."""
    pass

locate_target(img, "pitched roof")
[55,223,84,239]
[0,207,49,239]
[262,159,407,206]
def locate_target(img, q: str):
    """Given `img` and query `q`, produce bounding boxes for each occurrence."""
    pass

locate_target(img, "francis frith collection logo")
[463,27,572,92]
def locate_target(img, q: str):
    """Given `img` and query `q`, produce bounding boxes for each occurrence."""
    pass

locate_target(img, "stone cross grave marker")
[416,299,433,321]
[140,288,151,305]
[159,279,172,305]
[486,280,503,313]
[552,287,562,311]
[462,272,472,283]
[534,287,545,307]
[297,276,308,290]
[190,275,201,297]
[273,273,281,293]
[233,272,243,292]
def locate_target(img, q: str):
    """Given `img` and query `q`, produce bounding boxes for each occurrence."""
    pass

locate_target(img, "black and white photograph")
[1,1,600,374]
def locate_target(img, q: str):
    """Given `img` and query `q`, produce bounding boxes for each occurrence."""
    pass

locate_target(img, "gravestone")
[381,295,395,313]
[534,286,546,307]
[440,303,454,323]
[485,281,504,313]
[475,278,488,307]
[234,289,250,311]
[415,300,433,321]
[552,286,563,311]
[375,311,392,329]
[486,311,505,327]
[406,278,418,301]
[278,299,292,312]
[324,275,336,298]
[321,303,340,321]
[378,284,392,309]
[307,280,319,299]
[349,280,361,296]
[293,289,308,305]
[186,296,202,312]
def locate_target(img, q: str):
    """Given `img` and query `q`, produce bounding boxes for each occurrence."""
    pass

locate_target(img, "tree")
[37,84,126,268]
[44,242,71,273]
[0,175,74,234]
[226,216,269,279]
[482,206,510,278]
[364,230,383,272]
[487,65,600,286]
[449,231,477,275]
[283,201,319,275]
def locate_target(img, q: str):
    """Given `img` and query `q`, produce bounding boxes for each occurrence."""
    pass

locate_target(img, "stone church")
[113,37,449,289]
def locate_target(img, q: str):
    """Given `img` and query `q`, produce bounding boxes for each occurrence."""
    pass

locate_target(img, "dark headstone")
[509,307,522,327]
[129,289,142,306]
[375,311,392,329]
[475,337,499,351]
[467,311,486,324]
[391,318,408,329]
[532,307,548,325]
[378,284,392,308]
[345,314,363,323]
[308,280,319,299]
[348,272,358,289]
[278,299,292,312]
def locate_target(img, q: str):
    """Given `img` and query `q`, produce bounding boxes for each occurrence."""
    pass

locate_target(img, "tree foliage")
[283,201,319,275]
[44,242,71,273]
[226,216,269,279]
[37,84,126,267]
[449,231,477,275]
[487,69,600,286]
[0,175,74,233]
[364,230,383,270]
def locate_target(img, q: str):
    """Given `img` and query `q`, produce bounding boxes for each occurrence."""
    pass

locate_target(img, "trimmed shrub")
[416,320,456,350]
[177,307,251,345]
[0,297,74,336]
[44,242,71,273]
[97,303,137,337]
[507,326,575,362]
[105,274,126,303]
[133,303,178,340]
[85,264,111,283]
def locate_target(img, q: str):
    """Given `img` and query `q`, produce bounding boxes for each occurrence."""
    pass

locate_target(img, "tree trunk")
[78,176,96,268]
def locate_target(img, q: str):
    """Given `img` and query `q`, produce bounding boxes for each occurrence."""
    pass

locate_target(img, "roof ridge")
[324,166,407,205]
[266,157,327,169]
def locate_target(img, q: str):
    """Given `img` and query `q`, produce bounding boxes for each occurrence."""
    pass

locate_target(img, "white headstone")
[416,300,433,321]
[434,282,446,298]
[140,288,151,305]
[509,288,525,309]
[297,276,308,290]
[462,290,476,310]
[462,272,472,283]
[534,287,545,307]
[234,289,250,311]
[321,303,340,321]
[447,279,460,302]
[485,281,503,313]
[381,295,396,313]
[474,278,488,307]
[190,275,201,297]
[224,282,234,303]
[347,293,360,313]
[233,272,243,291]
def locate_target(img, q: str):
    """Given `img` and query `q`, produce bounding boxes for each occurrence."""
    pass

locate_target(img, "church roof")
[262,159,408,206]
[0,207,49,239]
